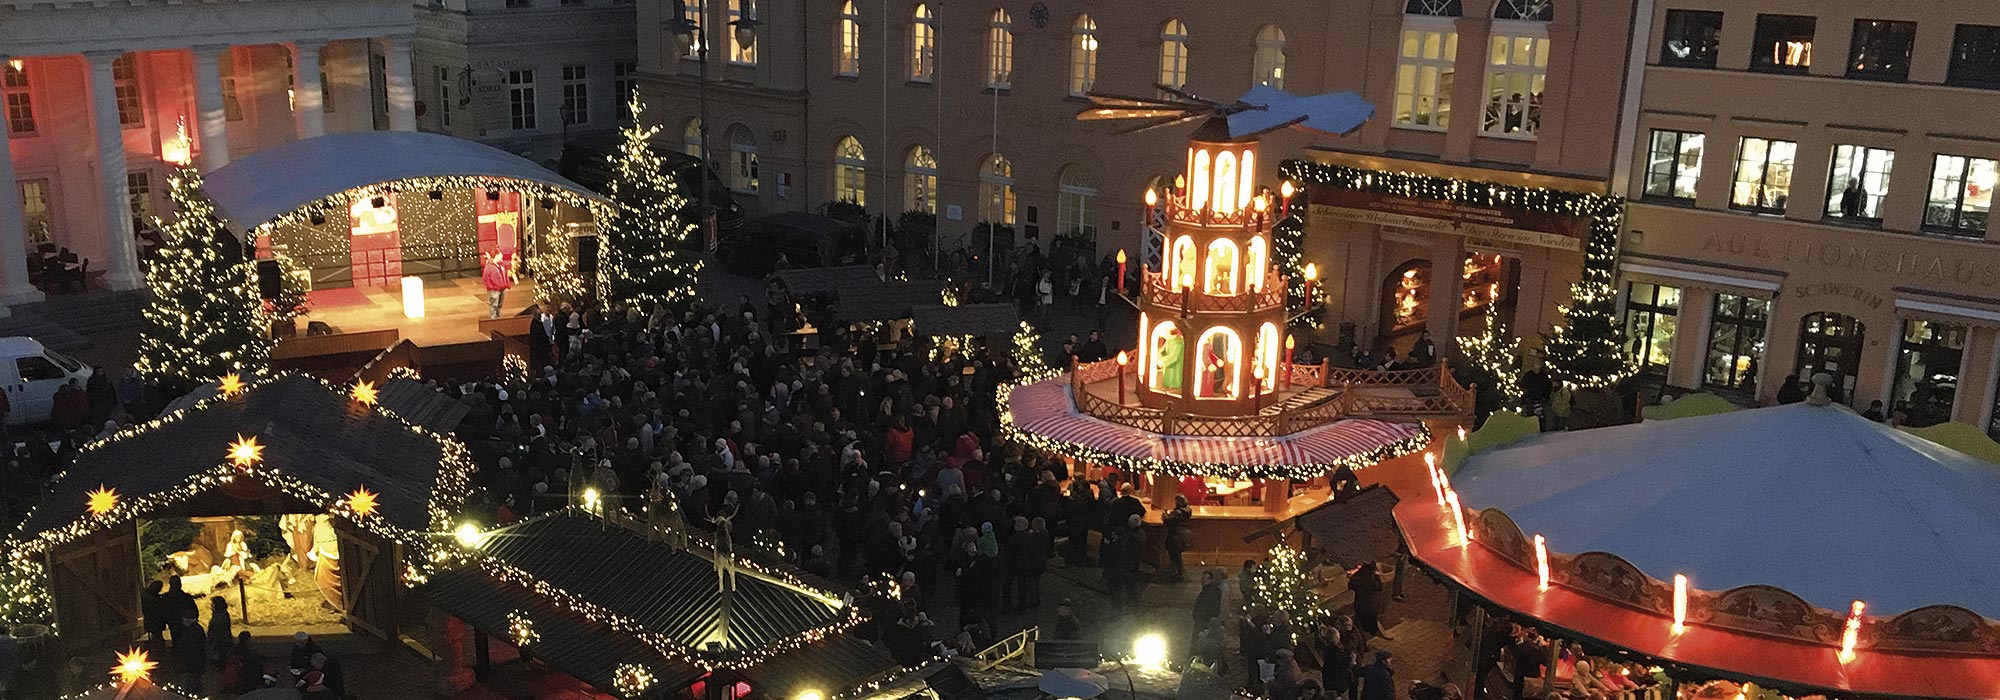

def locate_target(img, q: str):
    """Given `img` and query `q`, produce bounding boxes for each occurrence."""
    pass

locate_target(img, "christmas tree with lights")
[1247,544,1330,635]
[599,95,702,308]
[1540,267,1631,390]
[134,165,271,392]
[1459,303,1523,411]
[1012,320,1049,375]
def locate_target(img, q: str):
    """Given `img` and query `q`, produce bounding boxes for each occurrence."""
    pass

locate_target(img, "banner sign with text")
[1307,186,1586,252]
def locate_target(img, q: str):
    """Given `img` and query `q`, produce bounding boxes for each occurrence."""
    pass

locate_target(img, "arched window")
[835,136,867,206]
[1256,322,1281,393]
[682,117,704,158]
[1253,25,1286,88]
[904,145,938,214]
[1148,321,1185,395]
[1484,0,1551,137]
[978,153,1016,225]
[1070,15,1099,96]
[728,0,757,65]
[1196,327,1243,399]
[837,1,862,76]
[1205,238,1239,296]
[987,8,1014,88]
[1170,236,1196,289]
[1246,236,1268,291]
[1212,150,1239,214]
[1190,148,1211,211]
[1396,1,1459,129]
[911,4,937,82]
[1160,19,1189,91]
[1057,164,1098,241]
[727,124,759,193]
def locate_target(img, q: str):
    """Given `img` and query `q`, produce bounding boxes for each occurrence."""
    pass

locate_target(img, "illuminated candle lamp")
[1279,180,1295,217]
[1457,425,1468,442]
[1838,601,1865,664]
[1115,350,1129,403]
[1115,249,1128,295]
[1302,263,1319,307]
[1533,535,1549,591]
[1425,453,1445,505]
[1283,335,1296,388]
[1672,574,1689,635]
[1445,489,1470,544]
[1145,188,1158,209]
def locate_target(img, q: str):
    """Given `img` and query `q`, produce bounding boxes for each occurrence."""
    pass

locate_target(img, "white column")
[292,40,326,138]
[85,50,144,291]
[0,55,43,309]
[190,45,231,170]
[377,36,417,131]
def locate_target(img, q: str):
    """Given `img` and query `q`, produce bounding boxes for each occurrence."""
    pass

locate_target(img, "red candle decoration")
[1116,350,1130,403]
[1116,249,1128,296]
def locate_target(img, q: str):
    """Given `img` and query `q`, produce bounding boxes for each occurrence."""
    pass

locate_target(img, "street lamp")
[665,0,759,247]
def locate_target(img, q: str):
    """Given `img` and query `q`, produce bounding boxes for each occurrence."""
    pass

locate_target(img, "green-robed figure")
[1156,328,1185,392]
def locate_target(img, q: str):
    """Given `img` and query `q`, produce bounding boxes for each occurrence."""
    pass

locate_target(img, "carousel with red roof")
[1001,86,1472,561]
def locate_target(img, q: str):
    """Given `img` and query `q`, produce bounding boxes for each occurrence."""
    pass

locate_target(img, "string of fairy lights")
[599,96,704,308]
[1275,160,1634,389]
[134,165,272,388]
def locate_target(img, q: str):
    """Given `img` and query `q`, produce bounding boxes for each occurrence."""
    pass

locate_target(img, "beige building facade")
[1616,0,2000,433]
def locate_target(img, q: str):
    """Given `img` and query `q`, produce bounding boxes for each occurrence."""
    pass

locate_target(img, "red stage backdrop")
[349,193,402,287]
[476,189,523,264]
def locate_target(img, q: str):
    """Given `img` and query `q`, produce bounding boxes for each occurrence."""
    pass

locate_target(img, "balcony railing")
[1142,272,1285,314]
[1065,358,1472,437]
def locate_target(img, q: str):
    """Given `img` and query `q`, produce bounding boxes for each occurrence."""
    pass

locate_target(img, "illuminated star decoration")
[350,380,379,406]
[228,434,265,468]
[217,373,246,395]
[86,486,119,516]
[111,649,157,685]
[347,486,379,519]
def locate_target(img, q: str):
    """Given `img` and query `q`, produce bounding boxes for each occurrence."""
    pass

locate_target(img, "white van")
[0,337,93,425]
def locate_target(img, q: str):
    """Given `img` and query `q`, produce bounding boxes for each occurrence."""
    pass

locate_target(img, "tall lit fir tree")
[134,165,272,391]
[1539,240,1631,389]
[599,95,702,308]
[1247,544,1331,637]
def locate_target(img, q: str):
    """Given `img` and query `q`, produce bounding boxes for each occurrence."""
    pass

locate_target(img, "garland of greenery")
[1276,160,1631,388]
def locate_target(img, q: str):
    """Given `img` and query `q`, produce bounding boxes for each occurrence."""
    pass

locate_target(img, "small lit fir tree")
[1247,544,1331,637]
[1539,262,1632,390]
[134,165,272,392]
[599,95,703,308]
[1458,302,1523,411]
[1012,320,1050,375]
[0,555,50,626]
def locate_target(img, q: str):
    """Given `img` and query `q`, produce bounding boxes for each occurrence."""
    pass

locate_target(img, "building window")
[835,136,867,207]
[1643,129,1703,201]
[219,50,244,121]
[1948,25,2000,88]
[1730,137,1796,214]
[1750,14,1814,73]
[3,63,35,136]
[1826,145,1893,222]
[1894,319,1967,428]
[1253,25,1286,88]
[904,145,938,214]
[911,4,936,82]
[680,0,709,58]
[837,1,862,77]
[505,0,531,8]
[1482,32,1547,137]
[1704,292,1768,392]
[112,55,144,128]
[18,180,51,244]
[369,52,389,130]
[979,153,1015,226]
[682,118,703,158]
[1624,282,1679,376]
[1493,0,1551,22]
[1659,9,1721,68]
[1925,154,1997,237]
[987,9,1014,89]
[613,62,636,120]
[126,171,154,231]
[1160,19,1189,92]
[728,124,758,193]
[1395,16,1457,130]
[435,65,453,128]
[1057,164,1097,242]
[505,69,536,130]
[559,65,588,126]
[1404,0,1461,15]
[1070,15,1099,96]
[728,0,757,65]
[1848,19,1916,81]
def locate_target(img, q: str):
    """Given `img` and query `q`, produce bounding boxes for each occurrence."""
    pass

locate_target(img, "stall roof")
[1452,401,2000,618]
[775,265,883,296]
[16,374,466,542]
[374,378,472,434]
[1293,486,1401,569]
[204,131,606,230]
[909,303,1020,337]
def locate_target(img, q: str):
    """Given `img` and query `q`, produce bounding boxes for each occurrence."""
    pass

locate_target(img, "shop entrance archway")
[1794,311,1865,404]
[1378,253,1518,349]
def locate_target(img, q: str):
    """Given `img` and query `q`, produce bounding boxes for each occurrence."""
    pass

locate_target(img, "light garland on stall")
[508,609,541,648]
[1276,161,1632,388]
[996,371,1431,480]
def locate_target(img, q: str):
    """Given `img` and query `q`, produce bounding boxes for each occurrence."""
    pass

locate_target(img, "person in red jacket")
[482,250,514,319]
[883,416,914,469]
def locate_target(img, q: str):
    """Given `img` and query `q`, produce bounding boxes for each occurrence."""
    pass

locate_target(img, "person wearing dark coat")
[1349,562,1390,640]
[1238,612,1269,689]
[1360,651,1396,700]
[288,632,324,673]
[1191,570,1222,644]
[159,577,198,644]
[172,620,207,694]
[1001,517,1044,613]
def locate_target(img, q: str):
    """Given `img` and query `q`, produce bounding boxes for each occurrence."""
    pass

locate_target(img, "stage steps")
[0,290,147,353]
[1259,386,1340,415]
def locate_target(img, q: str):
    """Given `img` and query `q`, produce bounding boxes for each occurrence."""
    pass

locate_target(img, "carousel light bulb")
[1145,189,1158,207]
